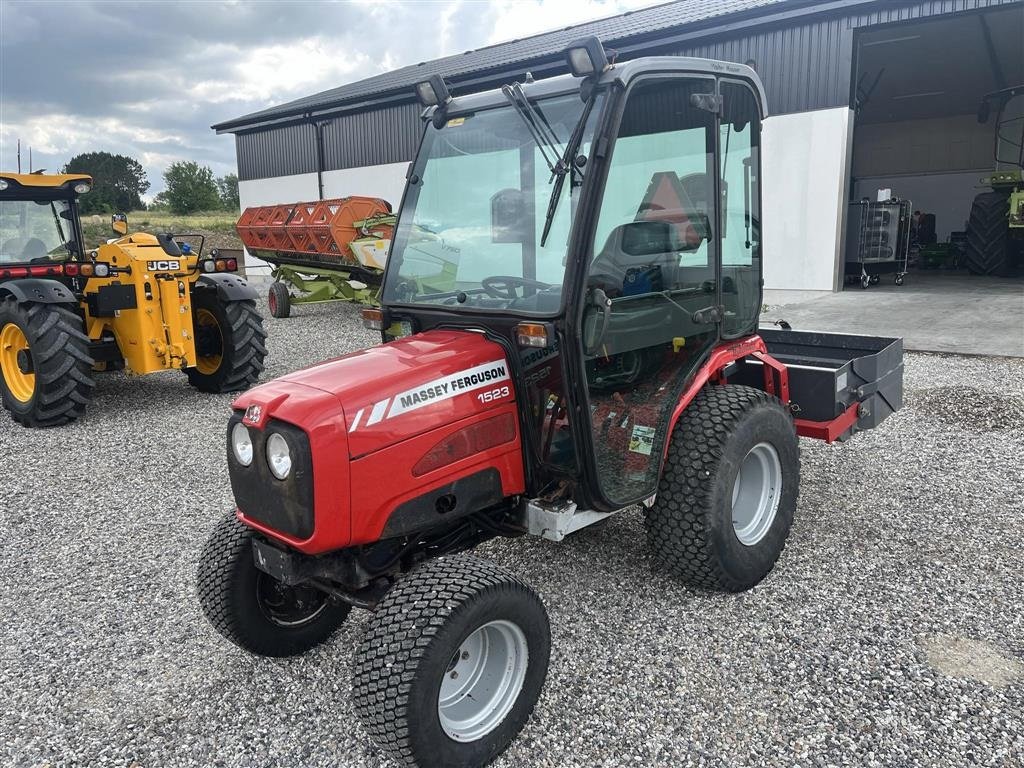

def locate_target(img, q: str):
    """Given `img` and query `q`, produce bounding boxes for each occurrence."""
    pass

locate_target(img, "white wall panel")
[762,107,853,291]
[321,161,409,208]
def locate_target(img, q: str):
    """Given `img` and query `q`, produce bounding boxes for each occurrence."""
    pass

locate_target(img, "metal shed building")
[213,0,1024,290]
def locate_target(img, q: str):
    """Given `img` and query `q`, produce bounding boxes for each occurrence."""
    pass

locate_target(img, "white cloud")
[191,39,378,106]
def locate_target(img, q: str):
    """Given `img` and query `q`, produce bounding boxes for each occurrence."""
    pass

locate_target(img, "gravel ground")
[2,301,1022,768]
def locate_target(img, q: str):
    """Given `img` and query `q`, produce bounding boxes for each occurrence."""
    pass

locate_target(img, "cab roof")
[0,172,93,189]
[431,56,767,120]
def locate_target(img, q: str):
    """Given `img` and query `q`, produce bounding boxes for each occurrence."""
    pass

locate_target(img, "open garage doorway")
[848,4,1024,292]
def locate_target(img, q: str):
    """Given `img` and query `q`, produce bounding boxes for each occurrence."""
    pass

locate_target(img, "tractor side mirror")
[490,188,527,243]
[111,213,128,236]
[977,100,991,124]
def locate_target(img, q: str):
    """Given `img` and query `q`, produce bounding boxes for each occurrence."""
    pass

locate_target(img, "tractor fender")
[194,273,259,302]
[0,278,77,305]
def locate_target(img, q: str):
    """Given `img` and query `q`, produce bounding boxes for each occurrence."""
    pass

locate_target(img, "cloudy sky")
[0,0,658,199]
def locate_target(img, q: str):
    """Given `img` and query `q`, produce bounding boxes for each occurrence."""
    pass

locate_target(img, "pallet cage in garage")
[844,198,912,289]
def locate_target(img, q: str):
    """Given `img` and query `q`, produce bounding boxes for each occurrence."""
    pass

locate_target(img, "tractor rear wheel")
[965,191,1010,276]
[645,384,799,592]
[185,290,267,393]
[196,512,351,657]
[353,555,550,768]
[268,281,291,319]
[0,296,94,428]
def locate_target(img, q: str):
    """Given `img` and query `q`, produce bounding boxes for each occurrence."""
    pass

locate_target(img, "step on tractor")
[198,39,903,768]
[0,172,268,427]
[965,84,1024,276]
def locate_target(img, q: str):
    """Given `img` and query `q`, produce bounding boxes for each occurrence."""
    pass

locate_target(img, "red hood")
[247,329,515,458]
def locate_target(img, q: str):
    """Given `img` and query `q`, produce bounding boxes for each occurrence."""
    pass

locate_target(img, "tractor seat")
[20,238,49,259]
[589,221,681,297]
[0,237,48,262]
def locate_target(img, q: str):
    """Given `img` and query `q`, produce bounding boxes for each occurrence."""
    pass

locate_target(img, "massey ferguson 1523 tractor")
[198,39,903,767]
[0,173,267,427]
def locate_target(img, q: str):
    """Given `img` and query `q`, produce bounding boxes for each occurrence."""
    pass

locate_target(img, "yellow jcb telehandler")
[0,171,267,427]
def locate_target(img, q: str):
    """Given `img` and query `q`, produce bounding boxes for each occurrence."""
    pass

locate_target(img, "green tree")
[62,151,149,214]
[163,161,220,214]
[216,173,240,211]
[149,191,171,210]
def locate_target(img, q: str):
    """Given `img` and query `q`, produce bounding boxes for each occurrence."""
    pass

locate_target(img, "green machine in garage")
[965,84,1024,276]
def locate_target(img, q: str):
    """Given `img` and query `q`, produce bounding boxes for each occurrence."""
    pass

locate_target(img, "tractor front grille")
[227,413,315,540]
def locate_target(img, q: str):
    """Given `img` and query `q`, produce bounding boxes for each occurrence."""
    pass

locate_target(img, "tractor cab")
[376,45,766,511]
[0,173,90,274]
[979,84,1024,174]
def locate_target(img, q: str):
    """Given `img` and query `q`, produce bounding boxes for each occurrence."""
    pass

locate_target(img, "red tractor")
[198,39,902,768]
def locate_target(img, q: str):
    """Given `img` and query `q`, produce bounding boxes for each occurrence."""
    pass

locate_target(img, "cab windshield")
[384,90,605,313]
[0,198,77,264]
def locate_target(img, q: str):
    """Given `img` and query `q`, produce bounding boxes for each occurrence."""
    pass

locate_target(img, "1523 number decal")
[477,385,510,404]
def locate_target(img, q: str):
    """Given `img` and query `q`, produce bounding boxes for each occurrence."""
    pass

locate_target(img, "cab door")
[719,79,763,338]
[576,74,721,507]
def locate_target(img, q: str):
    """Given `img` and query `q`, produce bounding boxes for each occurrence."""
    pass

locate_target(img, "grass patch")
[80,210,242,251]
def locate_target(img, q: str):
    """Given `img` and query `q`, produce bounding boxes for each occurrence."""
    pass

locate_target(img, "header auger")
[236,196,394,317]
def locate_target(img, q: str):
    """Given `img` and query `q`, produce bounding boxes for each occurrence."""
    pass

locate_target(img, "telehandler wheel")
[353,556,550,768]
[185,291,267,393]
[0,296,95,428]
[268,282,291,319]
[196,512,351,657]
[645,384,799,593]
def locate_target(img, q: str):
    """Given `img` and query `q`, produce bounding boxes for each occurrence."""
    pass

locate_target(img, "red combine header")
[235,196,395,317]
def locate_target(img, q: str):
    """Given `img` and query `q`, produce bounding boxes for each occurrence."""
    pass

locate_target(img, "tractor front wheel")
[185,290,267,393]
[196,513,351,657]
[645,384,799,592]
[353,556,550,768]
[0,296,94,428]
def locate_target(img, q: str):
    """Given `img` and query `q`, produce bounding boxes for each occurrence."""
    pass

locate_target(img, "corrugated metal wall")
[236,123,317,180]
[321,102,423,170]
[235,0,1020,181]
[671,18,853,115]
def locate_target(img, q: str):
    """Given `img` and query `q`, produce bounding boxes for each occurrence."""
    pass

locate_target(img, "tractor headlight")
[74,182,91,194]
[231,422,254,466]
[266,432,292,480]
[0,180,8,191]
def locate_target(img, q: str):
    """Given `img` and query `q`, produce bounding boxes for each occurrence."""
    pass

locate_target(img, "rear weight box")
[86,284,137,317]
[737,329,903,432]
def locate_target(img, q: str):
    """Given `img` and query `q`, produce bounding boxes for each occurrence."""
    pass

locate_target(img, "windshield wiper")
[49,202,68,248]
[539,91,596,247]
[501,83,562,175]
[499,80,597,246]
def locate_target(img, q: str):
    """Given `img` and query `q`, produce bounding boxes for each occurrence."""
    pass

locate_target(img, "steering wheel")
[481,275,551,299]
